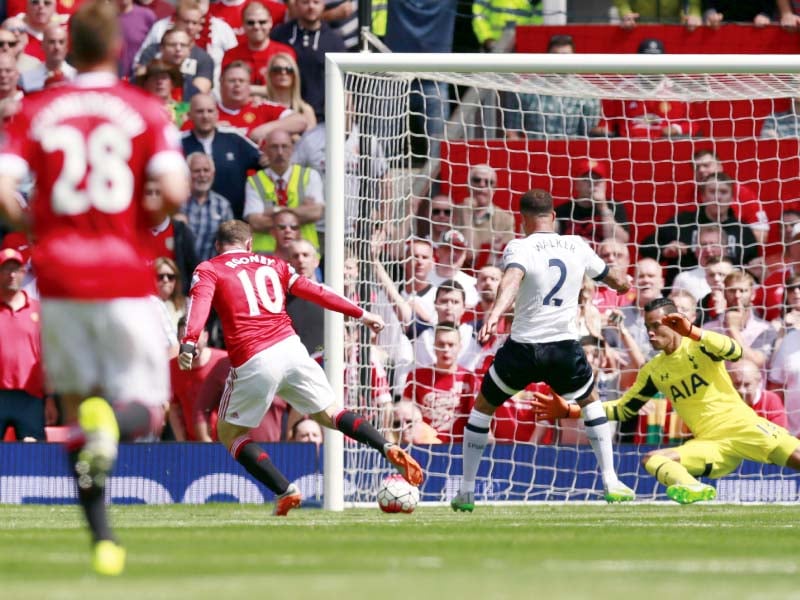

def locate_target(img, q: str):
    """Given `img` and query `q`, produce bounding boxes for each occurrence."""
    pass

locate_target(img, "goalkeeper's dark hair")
[217,220,252,247]
[519,188,553,216]
[644,297,677,314]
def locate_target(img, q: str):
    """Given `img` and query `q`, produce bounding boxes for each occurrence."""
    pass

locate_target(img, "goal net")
[321,53,800,508]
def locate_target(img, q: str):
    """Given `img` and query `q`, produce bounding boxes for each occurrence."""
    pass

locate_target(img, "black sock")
[68,451,114,544]
[334,410,389,455]
[113,402,152,441]
[235,442,290,495]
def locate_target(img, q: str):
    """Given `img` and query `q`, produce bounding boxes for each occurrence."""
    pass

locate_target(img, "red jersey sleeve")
[183,262,218,345]
[289,276,364,319]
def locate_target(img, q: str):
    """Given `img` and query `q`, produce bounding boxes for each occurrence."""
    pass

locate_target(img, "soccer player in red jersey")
[0,0,189,576]
[179,220,423,515]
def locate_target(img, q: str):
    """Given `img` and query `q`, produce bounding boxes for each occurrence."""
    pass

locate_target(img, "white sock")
[460,409,492,494]
[581,400,619,487]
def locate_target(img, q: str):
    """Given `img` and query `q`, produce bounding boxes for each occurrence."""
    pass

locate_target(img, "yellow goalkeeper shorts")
[676,417,800,478]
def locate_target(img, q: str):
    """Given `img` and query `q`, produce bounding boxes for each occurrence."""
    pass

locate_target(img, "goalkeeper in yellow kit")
[532,297,800,504]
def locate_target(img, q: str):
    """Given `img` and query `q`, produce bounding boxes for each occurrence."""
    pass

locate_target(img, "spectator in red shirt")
[0,248,55,441]
[402,322,478,444]
[169,319,230,441]
[221,0,296,95]
[214,60,306,144]
[17,0,67,62]
[728,358,788,428]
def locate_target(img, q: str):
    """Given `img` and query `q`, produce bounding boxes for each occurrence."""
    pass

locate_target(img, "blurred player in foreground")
[450,189,634,512]
[179,220,423,515]
[532,297,800,504]
[0,1,189,576]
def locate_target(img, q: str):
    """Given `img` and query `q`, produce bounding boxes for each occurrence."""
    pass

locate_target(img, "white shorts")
[219,335,335,428]
[40,298,170,408]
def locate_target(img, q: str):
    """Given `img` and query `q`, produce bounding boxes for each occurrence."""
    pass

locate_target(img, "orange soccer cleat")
[273,483,302,516]
[385,445,424,487]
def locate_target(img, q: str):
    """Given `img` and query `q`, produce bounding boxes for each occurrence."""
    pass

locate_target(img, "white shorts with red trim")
[219,335,335,428]
[40,297,170,407]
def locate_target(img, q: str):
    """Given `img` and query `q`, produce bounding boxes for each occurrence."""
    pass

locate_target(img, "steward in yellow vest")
[245,165,321,253]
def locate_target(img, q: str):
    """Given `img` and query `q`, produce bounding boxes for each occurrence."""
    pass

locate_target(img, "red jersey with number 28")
[183,250,364,368]
[0,73,185,299]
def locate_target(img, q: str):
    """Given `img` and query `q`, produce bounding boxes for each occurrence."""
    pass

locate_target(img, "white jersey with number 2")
[503,232,608,344]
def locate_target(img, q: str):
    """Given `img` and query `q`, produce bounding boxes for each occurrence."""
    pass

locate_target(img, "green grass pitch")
[1,503,798,600]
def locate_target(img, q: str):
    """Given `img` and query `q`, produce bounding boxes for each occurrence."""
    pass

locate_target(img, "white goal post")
[322,53,800,510]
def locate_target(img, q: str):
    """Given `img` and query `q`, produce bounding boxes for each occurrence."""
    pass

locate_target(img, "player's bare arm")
[479,265,523,344]
[602,265,631,294]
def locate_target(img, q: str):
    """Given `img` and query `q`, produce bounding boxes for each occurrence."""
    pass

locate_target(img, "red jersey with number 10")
[184,250,364,367]
[0,73,185,300]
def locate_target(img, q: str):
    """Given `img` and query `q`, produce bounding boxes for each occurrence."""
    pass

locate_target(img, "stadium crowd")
[2,0,800,451]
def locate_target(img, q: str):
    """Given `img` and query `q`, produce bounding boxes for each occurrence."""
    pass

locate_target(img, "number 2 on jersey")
[42,124,133,215]
[238,266,284,316]
[542,258,567,306]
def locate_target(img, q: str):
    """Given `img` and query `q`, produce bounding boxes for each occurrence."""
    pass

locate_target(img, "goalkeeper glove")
[530,391,581,420]
[178,343,197,371]
[661,312,702,341]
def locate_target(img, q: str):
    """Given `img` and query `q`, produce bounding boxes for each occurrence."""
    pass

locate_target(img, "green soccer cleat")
[450,491,475,512]
[666,483,716,505]
[604,481,636,503]
[92,540,126,576]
